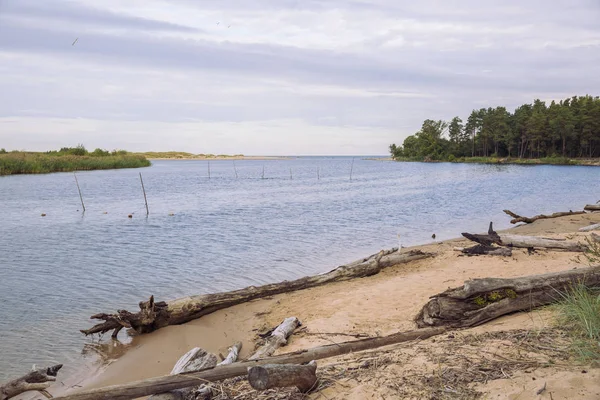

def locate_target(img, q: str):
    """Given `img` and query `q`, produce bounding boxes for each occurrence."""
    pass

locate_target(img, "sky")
[0,0,599,155]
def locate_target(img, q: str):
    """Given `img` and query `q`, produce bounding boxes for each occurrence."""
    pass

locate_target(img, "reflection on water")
[0,157,598,380]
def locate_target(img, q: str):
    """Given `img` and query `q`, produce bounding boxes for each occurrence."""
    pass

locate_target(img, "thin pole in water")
[208,161,211,179]
[317,166,320,180]
[139,172,149,216]
[233,160,238,179]
[74,172,85,212]
[262,165,265,179]
[349,157,355,180]
[290,168,293,180]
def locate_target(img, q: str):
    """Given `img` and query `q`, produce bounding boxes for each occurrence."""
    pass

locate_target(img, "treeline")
[0,145,150,175]
[390,95,600,161]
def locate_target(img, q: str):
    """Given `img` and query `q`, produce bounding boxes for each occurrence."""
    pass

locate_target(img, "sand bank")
[56,212,600,399]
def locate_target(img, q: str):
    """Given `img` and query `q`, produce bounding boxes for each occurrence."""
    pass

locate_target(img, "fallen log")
[248,361,317,392]
[416,265,600,328]
[54,327,445,400]
[463,222,586,252]
[0,364,62,400]
[219,342,242,366]
[579,223,600,232]
[81,249,433,338]
[249,317,301,360]
[503,209,585,224]
[453,245,512,257]
[585,204,600,212]
[148,348,217,400]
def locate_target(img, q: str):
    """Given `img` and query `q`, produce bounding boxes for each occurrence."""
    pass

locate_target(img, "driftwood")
[503,209,585,224]
[585,204,600,212]
[148,348,217,400]
[580,223,600,232]
[0,364,62,400]
[462,222,586,252]
[54,327,445,400]
[81,249,433,338]
[248,361,317,392]
[453,245,512,257]
[416,265,600,328]
[250,317,301,360]
[149,342,242,400]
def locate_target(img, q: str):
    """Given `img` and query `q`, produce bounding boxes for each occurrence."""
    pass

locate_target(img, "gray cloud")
[0,0,599,154]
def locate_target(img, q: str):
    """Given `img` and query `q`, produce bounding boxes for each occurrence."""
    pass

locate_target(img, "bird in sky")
[72,37,79,46]
[216,21,220,25]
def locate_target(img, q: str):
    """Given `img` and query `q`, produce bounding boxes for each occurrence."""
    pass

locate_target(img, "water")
[0,157,598,381]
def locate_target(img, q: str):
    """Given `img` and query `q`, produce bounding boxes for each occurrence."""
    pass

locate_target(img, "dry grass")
[185,328,575,400]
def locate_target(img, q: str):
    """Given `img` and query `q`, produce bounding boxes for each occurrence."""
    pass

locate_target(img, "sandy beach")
[49,211,600,399]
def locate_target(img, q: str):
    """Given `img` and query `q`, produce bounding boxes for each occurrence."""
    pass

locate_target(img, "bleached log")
[503,209,585,224]
[219,342,242,366]
[416,265,600,328]
[148,348,217,400]
[0,364,62,400]
[249,317,301,360]
[463,222,586,252]
[579,223,600,232]
[584,204,600,211]
[248,361,317,392]
[53,327,445,400]
[81,249,433,338]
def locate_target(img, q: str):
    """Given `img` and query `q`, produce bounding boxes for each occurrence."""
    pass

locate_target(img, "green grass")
[0,152,151,175]
[554,284,600,361]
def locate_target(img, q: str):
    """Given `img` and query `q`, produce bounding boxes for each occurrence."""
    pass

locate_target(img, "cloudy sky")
[0,0,599,155]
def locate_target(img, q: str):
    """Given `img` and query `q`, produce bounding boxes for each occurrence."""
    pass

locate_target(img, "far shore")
[52,208,600,399]
[391,156,600,166]
[146,155,294,161]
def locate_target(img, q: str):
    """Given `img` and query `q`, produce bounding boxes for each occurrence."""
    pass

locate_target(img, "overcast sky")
[0,0,599,155]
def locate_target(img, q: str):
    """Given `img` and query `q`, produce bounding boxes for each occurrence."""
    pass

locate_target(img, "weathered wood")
[81,249,433,338]
[416,265,600,328]
[148,348,217,400]
[54,328,445,400]
[453,245,512,256]
[462,222,586,252]
[580,223,600,232]
[250,317,301,360]
[248,361,317,392]
[585,204,600,212]
[503,209,585,224]
[0,364,62,400]
[219,342,242,366]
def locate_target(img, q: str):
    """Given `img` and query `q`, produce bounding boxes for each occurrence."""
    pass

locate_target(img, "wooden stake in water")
[262,165,265,179]
[349,157,355,180]
[208,161,211,179]
[233,160,238,179]
[74,172,85,212]
[317,166,320,180]
[139,172,149,216]
[290,168,293,180]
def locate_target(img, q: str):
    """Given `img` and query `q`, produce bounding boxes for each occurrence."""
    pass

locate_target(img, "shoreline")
[48,209,600,398]
[147,156,294,161]
[391,156,600,166]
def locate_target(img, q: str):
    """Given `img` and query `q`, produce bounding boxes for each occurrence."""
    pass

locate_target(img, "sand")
[55,211,600,399]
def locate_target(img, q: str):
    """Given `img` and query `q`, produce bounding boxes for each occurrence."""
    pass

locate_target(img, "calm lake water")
[0,157,598,381]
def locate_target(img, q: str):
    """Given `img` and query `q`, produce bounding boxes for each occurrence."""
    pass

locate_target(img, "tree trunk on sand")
[453,245,512,256]
[463,222,586,252]
[584,204,600,212]
[149,343,242,400]
[249,317,301,360]
[503,209,585,224]
[81,249,433,338]
[416,265,600,328]
[580,223,600,232]
[53,328,445,400]
[0,365,62,400]
[248,361,317,392]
